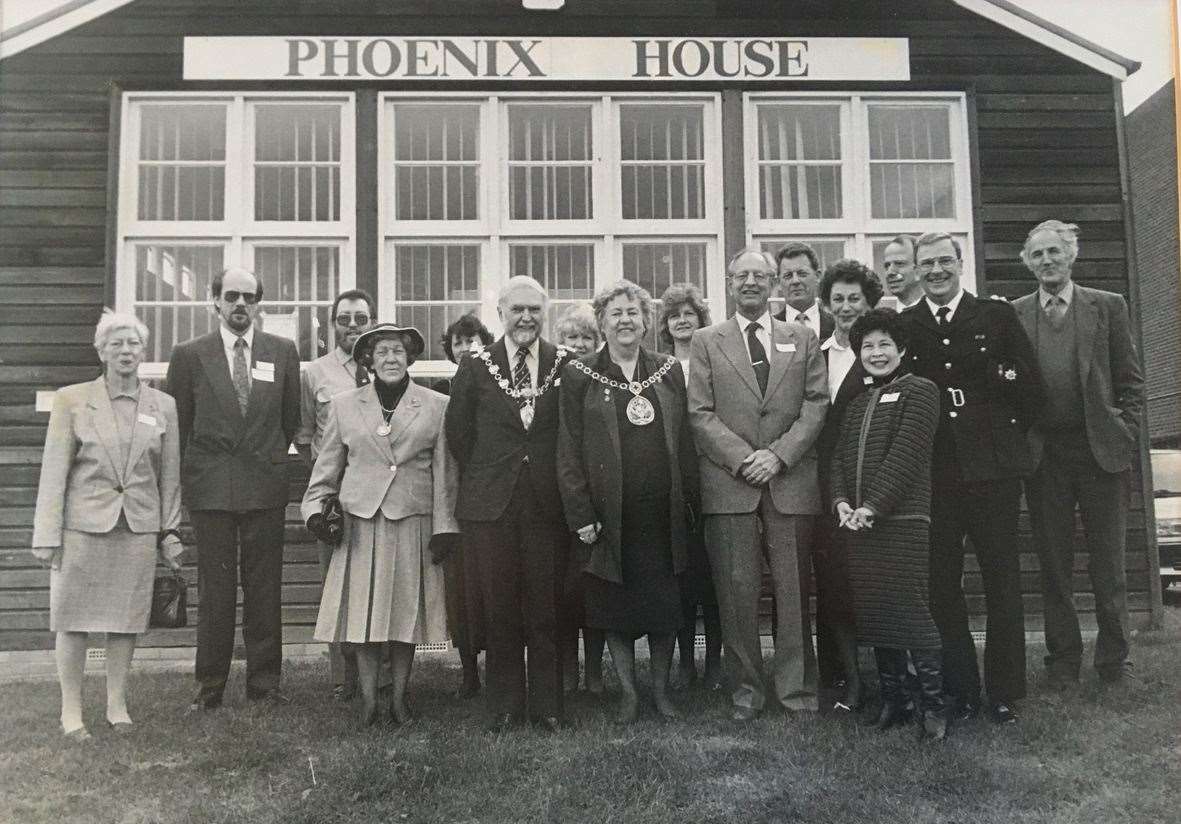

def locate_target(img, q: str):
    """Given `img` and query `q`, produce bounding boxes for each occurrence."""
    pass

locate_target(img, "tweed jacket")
[556,347,700,585]
[830,372,940,522]
[687,314,829,515]
[33,377,181,546]
[1012,283,1145,474]
[444,337,572,524]
[301,380,458,532]
[165,328,301,511]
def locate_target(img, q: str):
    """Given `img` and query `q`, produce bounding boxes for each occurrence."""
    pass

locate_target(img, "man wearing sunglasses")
[166,266,302,712]
[295,289,377,702]
[900,233,1044,727]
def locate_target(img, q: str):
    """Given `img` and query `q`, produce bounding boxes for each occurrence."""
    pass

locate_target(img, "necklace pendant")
[628,381,643,394]
[376,422,392,437]
[520,404,535,429]
[626,395,655,426]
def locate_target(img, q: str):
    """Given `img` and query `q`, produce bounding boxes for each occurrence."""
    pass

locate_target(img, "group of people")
[32,218,1143,743]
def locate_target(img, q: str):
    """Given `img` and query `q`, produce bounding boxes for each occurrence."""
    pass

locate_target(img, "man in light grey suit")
[688,247,829,721]
[1013,220,1145,687]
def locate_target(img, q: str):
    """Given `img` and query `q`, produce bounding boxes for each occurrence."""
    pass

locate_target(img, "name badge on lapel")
[252,368,275,383]
[137,413,158,427]
[775,342,796,353]
[255,360,275,372]
[879,392,901,404]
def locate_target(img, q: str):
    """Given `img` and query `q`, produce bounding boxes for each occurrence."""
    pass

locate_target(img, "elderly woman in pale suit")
[302,323,458,726]
[32,310,183,740]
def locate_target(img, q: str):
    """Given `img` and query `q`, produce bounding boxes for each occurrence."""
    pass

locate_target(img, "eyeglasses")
[729,271,776,284]
[220,290,259,305]
[916,256,959,272]
[335,312,371,327]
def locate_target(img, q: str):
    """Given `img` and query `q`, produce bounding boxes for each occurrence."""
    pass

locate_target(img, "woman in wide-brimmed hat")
[302,323,459,726]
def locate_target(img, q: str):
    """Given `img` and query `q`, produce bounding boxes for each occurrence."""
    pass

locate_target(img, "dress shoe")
[532,715,565,733]
[388,697,414,726]
[106,720,134,735]
[954,701,980,722]
[614,694,640,725]
[333,683,356,702]
[1098,662,1134,685]
[247,688,292,706]
[187,694,222,714]
[61,725,91,742]
[917,709,949,742]
[458,671,482,700]
[988,702,1018,725]
[730,706,760,723]
[484,713,522,733]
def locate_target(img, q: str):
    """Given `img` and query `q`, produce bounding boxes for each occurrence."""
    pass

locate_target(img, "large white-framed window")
[380,92,725,375]
[115,92,356,376]
[744,92,976,298]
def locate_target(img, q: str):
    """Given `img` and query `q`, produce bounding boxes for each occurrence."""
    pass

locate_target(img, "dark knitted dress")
[584,358,683,636]
[830,372,942,650]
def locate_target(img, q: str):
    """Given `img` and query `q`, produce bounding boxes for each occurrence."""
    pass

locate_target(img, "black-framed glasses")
[916,256,959,272]
[335,312,371,327]
[221,290,259,305]
[729,271,776,284]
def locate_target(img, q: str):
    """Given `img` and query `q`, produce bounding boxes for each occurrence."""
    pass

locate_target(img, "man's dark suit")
[1013,284,1144,680]
[903,293,1044,708]
[166,329,301,703]
[444,337,571,723]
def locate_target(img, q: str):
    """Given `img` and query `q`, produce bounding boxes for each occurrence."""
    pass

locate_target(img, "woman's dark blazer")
[556,347,700,585]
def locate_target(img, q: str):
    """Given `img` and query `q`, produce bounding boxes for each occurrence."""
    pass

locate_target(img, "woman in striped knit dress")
[829,309,949,741]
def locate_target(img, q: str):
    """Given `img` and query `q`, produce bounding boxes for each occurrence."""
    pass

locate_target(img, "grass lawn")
[2,612,1179,824]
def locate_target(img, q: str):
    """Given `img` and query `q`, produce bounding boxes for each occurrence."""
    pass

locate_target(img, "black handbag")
[149,570,188,629]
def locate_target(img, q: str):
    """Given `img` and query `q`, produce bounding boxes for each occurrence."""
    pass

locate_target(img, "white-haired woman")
[32,311,183,739]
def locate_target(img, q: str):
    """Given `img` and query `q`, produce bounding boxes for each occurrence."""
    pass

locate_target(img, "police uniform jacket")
[902,292,1044,482]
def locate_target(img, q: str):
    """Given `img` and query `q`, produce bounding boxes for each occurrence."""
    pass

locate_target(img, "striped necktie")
[232,337,250,415]
[512,347,531,407]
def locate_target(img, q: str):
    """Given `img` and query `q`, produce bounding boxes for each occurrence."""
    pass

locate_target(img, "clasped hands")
[739,449,782,487]
[836,502,875,532]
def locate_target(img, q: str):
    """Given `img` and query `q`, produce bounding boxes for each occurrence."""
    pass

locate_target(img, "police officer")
[901,232,1044,726]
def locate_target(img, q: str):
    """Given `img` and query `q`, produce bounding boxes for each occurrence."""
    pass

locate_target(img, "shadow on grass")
[1,625,1179,824]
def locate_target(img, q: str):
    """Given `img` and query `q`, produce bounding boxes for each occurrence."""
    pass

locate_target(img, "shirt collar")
[105,381,141,401]
[504,336,539,364]
[925,289,964,321]
[1039,280,1074,309]
[220,324,255,351]
[737,310,773,333]
[332,346,353,366]
[821,335,850,352]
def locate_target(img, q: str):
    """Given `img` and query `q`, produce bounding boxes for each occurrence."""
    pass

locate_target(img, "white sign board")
[184,36,909,82]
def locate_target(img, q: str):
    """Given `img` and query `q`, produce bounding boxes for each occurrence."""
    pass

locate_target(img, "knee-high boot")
[913,649,948,741]
[864,647,907,730]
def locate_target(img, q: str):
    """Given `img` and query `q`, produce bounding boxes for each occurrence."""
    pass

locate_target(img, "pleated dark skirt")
[847,517,941,650]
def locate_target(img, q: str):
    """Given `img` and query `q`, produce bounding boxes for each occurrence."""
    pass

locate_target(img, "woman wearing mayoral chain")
[556,281,701,723]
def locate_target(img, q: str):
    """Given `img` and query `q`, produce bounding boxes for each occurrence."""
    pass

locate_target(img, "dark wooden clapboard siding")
[0,0,1158,651]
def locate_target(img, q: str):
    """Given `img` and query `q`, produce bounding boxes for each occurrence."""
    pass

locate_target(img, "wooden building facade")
[0,0,1164,652]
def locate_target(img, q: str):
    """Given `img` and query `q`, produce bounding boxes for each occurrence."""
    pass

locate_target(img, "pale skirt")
[50,524,156,633]
[314,511,447,645]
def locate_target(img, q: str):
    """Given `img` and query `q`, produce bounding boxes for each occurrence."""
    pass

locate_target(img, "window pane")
[508,105,593,220]
[870,163,955,220]
[621,242,709,352]
[508,243,594,329]
[254,104,342,221]
[132,244,225,362]
[620,105,706,220]
[137,105,226,221]
[867,105,955,220]
[393,104,480,221]
[757,105,841,221]
[395,304,482,362]
[392,244,482,361]
[759,239,847,273]
[251,245,339,359]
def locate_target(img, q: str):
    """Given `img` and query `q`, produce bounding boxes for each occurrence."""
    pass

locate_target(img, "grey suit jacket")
[33,378,181,546]
[165,329,301,511]
[1013,283,1145,474]
[688,315,829,515]
[301,380,458,533]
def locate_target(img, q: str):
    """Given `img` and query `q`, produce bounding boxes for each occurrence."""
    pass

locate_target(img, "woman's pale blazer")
[301,380,459,533]
[33,377,182,547]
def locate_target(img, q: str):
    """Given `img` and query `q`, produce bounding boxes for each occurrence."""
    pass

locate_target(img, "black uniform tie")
[936,306,951,328]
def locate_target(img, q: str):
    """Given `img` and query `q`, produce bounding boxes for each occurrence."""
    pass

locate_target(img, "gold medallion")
[626,395,655,426]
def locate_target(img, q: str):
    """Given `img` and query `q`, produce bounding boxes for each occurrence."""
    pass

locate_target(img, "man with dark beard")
[167,266,301,711]
[296,289,376,702]
[444,276,573,732]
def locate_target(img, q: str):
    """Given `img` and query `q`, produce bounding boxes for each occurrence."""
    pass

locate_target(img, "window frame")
[116,91,357,378]
[379,91,727,377]
[744,91,976,292]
